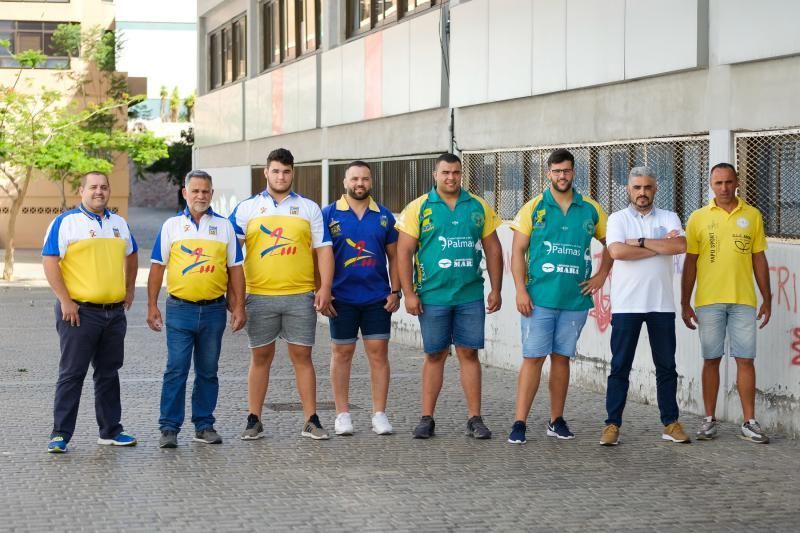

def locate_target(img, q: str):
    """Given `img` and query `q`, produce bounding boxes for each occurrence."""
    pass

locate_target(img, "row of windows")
[207,0,437,91]
[0,20,71,69]
[209,15,247,90]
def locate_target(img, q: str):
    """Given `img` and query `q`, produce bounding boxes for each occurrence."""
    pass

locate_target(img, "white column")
[321,158,330,206]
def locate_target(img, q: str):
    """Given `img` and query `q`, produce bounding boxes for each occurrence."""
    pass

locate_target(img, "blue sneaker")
[47,436,68,453]
[508,420,527,444]
[546,417,575,440]
[97,431,137,446]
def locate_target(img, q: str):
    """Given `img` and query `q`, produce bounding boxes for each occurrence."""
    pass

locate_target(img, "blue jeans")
[159,297,227,433]
[605,312,679,427]
[417,299,485,354]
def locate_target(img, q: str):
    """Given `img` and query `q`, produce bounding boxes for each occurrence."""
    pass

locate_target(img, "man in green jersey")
[396,153,503,440]
[507,149,612,444]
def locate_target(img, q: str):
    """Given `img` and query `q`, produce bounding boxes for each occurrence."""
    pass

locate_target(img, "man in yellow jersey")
[396,152,503,440]
[147,170,246,448]
[42,171,138,453]
[682,163,772,443]
[230,148,334,440]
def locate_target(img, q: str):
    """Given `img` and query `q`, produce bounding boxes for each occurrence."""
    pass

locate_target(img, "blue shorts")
[418,299,485,354]
[328,299,391,344]
[696,303,757,359]
[521,306,588,358]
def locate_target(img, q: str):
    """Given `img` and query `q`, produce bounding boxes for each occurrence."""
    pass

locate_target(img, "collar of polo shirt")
[335,195,380,213]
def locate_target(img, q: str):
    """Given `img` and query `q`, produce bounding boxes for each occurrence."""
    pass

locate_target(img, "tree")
[169,86,180,122]
[159,85,168,122]
[184,91,196,123]
[0,31,168,280]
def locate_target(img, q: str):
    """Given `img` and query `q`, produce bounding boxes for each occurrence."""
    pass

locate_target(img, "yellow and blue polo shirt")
[229,190,331,296]
[685,197,767,308]
[151,207,243,302]
[42,204,138,304]
[396,187,501,306]
[510,189,607,311]
[322,195,398,305]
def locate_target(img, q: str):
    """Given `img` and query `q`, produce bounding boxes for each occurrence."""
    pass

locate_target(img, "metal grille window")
[328,156,438,213]
[462,136,710,222]
[736,129,800,238]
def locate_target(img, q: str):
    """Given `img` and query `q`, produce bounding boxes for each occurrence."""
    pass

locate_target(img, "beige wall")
[0,0,126,249]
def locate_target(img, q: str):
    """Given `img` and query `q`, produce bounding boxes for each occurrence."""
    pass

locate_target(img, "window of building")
[0,21,71,69]
[207,14,246,91]
[260,0,320,72]
[346,0,434,37]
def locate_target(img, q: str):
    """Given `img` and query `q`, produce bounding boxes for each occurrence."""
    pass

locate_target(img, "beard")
[347,187,370,200]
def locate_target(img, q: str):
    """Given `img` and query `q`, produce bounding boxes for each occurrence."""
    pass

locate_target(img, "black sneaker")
[466,416,492,439]
[546,416,575,440]
[159,430,178,449]
[240,413,264,440]
[413,416,435,439]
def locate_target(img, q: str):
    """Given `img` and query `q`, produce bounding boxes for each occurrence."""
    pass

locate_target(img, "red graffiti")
[792,328,800,366]
[769,265,798,315]
[588,252,612,333]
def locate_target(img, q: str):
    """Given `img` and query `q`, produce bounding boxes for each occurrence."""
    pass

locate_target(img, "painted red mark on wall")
[769,265,798,315]
[791,328,800,366]
[588,252,612,333]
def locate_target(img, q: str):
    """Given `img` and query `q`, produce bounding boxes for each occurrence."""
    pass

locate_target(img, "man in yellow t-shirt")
[147,170,246,448]
[681,163,772,444]
[229,148,334,440]
[42,171,138,453]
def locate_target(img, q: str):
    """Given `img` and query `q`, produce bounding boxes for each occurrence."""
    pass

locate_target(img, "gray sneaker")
[696,417,718,440]
[159,430,178,449]
[241,414,264,440]
[466,416,492,439]
[740,420,769,444]
[301,414,330,440]
[194,428,223,444]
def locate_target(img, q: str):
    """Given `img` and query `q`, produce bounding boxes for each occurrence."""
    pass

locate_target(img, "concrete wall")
[389,226,800,437]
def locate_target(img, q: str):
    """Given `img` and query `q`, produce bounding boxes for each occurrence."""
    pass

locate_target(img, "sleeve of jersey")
[309,202,331,248]
[395,199,422,239]
[127,224,138,255]
[41,217,64,257]
[480,200,502,239]
[685,214,700,254]
[151,222,170,265]
[589,200,608,241]
[229,201,247,237]
[508,201,534,236]
[605,213,625,245]
[752,211,768,253]
[227,221,245,266]
[385,211,399,244]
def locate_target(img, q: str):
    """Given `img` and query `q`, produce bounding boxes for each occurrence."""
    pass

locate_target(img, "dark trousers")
[52,303,127,442]
[605,312,679,427]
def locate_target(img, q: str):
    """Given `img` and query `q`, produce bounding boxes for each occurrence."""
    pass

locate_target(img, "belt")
[74,300,124,310]
[168,294,225,306]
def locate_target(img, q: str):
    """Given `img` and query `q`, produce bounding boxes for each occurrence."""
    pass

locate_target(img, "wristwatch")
[391,290,402,299]
[638,237,646,248]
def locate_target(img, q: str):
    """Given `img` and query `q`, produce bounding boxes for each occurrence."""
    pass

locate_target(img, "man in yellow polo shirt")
[230,148,334,440]
[681,163,772,443]
[147,170,246,448]
[42,171,138,453]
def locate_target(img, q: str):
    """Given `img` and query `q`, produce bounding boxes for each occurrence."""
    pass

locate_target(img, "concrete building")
[195,0,800,435]
[0,0,129,248]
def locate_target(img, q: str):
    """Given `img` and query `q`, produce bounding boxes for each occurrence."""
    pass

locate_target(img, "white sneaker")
[371,412,393,435]
[334,412,354,436]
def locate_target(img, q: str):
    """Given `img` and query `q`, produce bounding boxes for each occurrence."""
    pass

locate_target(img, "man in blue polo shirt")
[42,171,139,453]
[321,161,400,436]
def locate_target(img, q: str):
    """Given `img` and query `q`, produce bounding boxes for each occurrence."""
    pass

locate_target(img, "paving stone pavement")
[1,281,800,531]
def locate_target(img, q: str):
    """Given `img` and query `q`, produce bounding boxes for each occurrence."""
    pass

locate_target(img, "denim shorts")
[245,292,317,348]
[696,303,757,359]
[418,299,485,354]
[521,306,589,358]
[328,299,391,344]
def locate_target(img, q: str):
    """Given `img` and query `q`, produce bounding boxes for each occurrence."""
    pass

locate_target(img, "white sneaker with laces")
[334,412,354,436]
[371,412,393,435]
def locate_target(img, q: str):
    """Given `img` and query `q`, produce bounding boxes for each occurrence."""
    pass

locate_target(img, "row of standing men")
[42,147,772,453]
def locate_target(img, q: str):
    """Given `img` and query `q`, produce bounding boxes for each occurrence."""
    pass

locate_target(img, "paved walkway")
[0,208,798,531]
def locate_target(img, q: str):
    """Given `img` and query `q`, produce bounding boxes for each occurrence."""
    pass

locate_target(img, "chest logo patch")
[181,245,215,275]
[259,225,297,257]
[329,220,342,238]
[290,206,299,216]
[112,227,121,238]
[471,212,484,227]
[344,239,376,268]
[209,226,218,236]
[534,209,546,229]
[380,215,388,227]
[583,219,595,236]
[736,217,749,228]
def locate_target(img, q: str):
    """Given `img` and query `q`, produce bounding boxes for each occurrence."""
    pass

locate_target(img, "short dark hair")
[710,162,737,177]
[546,149,575,169]
[80,171,109,187]
[345,160,371,172]
[267,148,294,168]
[435,152,461,169]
